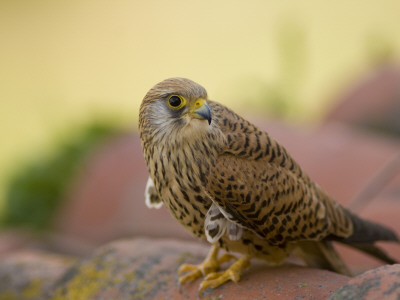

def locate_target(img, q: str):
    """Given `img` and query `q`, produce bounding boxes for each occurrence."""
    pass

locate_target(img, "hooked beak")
[191,100,212,125]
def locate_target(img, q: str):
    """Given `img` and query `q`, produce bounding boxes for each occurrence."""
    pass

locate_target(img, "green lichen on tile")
[50,245,177,299]
[297,282,308,288]
[0,279,44,300]
[21,279,43,299]
[51,259,110,300]
[0,291,19,300]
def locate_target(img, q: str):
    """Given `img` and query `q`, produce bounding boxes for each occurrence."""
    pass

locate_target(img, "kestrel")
[138,78,398,293]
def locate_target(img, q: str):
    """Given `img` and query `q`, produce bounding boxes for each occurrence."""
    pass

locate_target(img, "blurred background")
[0,0,399,264]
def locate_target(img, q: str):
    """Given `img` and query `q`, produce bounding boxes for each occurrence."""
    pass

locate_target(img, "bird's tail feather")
[295,240,352,276]
[341,209,399,244]
[339,242,398,265]
[333,209,399,265]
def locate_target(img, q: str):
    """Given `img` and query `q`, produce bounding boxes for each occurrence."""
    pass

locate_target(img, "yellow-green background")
[1,0,400,213]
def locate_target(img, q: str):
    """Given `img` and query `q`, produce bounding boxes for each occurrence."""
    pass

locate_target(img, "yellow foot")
[178,245,237,285]
[199,255,251,295]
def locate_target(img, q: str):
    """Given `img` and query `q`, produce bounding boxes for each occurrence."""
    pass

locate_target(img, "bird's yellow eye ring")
[167,95,186,110]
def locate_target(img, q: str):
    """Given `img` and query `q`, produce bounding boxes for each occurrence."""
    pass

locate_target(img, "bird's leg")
[178,244,237,284]
[199,255,251,294]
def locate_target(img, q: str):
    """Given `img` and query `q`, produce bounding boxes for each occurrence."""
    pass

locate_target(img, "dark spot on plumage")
[228,175,234,181]
[284,203,293,214]
[254,244,263,251]
[269,149,276,162]
[272,217,279,224]
[280,155,286,167]
[199,171,207,185]
[218,178,224,184]
[276,144,281,157]
[176,200,183,209]
[226,184,232,191]
[242,238,251,245]
[195,195,204,203]
[269,224,275,231]
[265,144,270,156]
[181,190,190,202]
[255,152,263,161]
[308,232,317,239]
[214,190,221,195]
[244,136,249,148]
[193,185,201,193]
[295,215,301,225]
[248,209,261,219]
[245,192,251,203]
[167,150,171,160]
[226,191,233,198]
[239,193,245,201]
[169,201,177,211]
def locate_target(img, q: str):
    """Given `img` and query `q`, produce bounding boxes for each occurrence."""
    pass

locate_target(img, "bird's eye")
[167,95,186,110]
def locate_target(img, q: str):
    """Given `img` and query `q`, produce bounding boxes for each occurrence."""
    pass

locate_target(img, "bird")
[138,77,399,293]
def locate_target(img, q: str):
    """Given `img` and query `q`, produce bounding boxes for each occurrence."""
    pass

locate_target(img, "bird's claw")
[178,264,203,284]
[178,250,238,285]
[198,255,251,296]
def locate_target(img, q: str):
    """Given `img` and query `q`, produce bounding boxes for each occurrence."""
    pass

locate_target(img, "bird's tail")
[340,209,399,244]
[334,209,399,265]
[295,211,399,275]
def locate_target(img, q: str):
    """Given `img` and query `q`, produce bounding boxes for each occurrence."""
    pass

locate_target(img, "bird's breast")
[146,143,215,239]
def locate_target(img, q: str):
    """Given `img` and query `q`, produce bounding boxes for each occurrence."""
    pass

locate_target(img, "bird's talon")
[178,263,197,275]
[179,269,202,284]
[204,271,220,281]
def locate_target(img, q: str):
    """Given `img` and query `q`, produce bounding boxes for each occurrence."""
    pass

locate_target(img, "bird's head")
[139,78,212,144]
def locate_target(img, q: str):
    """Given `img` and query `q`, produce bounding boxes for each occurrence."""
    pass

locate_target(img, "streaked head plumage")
[139,78,212,144]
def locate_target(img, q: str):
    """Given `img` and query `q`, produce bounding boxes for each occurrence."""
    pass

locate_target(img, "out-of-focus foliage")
[1,120,121,231]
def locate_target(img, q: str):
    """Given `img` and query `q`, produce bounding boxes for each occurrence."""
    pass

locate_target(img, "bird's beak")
[191,99,212,125]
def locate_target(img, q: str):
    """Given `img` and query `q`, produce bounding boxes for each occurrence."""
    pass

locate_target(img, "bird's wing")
[145,176,163,209]
[205,102,353,245]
